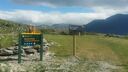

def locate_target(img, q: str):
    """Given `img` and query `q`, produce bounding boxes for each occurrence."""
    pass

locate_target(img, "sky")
[0,0,128,25]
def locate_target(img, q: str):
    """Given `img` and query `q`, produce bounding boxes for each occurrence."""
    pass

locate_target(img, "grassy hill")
[0,19,28,48]
[44,34,128,71]
[0,19,27,34]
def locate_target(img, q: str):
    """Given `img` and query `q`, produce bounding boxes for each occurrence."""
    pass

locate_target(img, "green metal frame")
[18,33,43,63]
[18,33,22,63]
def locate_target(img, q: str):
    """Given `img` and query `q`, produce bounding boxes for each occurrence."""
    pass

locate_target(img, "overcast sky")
[0,0,128,25]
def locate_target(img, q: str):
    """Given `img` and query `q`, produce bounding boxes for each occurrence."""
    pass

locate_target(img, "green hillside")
[0,19,28,48]
[0,19,27,34]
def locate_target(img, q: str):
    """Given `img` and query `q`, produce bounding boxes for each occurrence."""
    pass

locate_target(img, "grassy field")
[44,34,128,70]
[1,34,128,71]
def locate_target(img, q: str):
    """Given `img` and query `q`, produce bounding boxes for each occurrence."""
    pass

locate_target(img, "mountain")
[85,14,128,35]
[37,24,70,32]
[52,24,70,31]
[36,24,52,29]
[0,19,27,34]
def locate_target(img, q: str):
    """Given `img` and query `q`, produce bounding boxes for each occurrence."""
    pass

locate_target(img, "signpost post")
[18,33,22,63]
[18,33,43,63]
[69,24,83,60]
[40,34,43,61]
[69,25,77,56]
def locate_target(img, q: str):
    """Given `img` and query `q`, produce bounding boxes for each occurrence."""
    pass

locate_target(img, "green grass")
[1,34,128,63]
[44,34,128,71]
[44,34,73,57]
[1,34,128,71]
[0,34,18,48]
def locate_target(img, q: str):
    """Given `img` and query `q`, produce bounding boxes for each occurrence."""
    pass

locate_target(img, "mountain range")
[85,14,128,35]
[38,14,128,35]
[1,14,128,35]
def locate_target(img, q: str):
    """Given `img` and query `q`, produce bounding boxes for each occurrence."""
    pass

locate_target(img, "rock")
[14,46,18,50]
[44,43,50,47]
[23,46,36,54]
[21,49,26,56]
[0,63,9,72]
[0,38,51,56]
[43,45,49,52]
[23,46,33,49]
[24,48,36,55]
[43,38,48,43]
[11,46,19,55]
[13,49,18,55]
[6,46,15,50]
[0,49,13,56]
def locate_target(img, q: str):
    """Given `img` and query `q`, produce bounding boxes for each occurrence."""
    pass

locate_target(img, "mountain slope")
[0,19,27,34]
[85,14,128,35]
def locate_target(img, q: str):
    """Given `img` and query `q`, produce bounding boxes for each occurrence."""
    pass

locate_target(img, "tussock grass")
[45,34,128,71]
[0,34,17,48]
[1,34,128,71]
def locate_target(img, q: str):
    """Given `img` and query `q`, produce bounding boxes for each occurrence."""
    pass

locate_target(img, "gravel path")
[0,51,125,72]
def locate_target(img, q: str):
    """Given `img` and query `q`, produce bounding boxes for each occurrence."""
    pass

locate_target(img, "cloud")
[1,0,126,25]
[12,0,128,8]
[0,4,128,25]
[0,10,114,25]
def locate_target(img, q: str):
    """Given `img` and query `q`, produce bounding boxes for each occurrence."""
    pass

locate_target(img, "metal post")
[73,35,76,56]
[40,34,43,61]
[18,33,22,63]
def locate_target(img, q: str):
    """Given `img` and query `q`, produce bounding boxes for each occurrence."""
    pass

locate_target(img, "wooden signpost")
[69,25,77,56]
[69,24,83,60]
